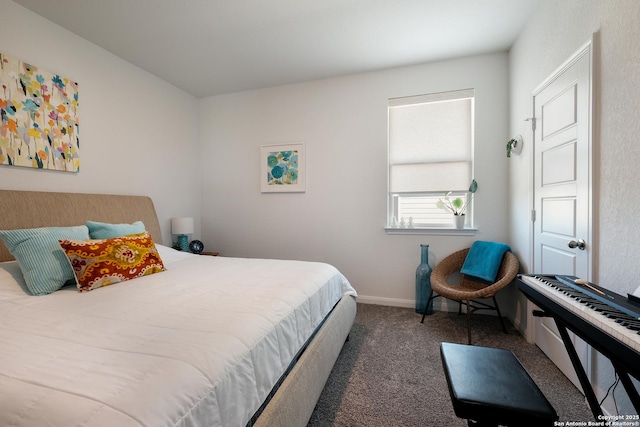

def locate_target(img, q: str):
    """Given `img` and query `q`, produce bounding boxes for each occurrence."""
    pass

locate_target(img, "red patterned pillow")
[58,232,165,292]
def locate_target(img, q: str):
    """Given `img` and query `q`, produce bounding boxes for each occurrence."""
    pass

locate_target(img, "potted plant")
[436,179,478,228]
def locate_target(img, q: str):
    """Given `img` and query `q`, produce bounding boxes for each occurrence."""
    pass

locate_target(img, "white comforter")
[0,247,356,427]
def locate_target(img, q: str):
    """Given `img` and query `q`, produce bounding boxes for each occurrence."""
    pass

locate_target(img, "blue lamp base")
[178,234,189,252]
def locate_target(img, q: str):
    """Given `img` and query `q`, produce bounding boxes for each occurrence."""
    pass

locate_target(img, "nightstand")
[200,251,219,256]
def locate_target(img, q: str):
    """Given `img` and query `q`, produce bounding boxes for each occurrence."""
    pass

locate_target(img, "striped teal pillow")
[0,226,90,295]
[86,220,145,239]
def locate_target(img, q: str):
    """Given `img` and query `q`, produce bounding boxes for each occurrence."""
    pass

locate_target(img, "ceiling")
[12,0,541,98]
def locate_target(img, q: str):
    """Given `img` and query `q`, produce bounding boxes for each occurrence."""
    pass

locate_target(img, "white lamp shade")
[171,217,194,235]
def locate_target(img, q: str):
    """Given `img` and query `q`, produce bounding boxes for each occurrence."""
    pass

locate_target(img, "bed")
[0,190,357,427]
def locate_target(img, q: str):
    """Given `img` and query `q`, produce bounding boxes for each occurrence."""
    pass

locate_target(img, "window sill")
[384,227,478,236]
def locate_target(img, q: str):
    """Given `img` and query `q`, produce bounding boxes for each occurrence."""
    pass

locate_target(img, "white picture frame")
[260,143,306,193]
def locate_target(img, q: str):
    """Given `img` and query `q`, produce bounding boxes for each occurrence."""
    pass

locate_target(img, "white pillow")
[0,260,27,291]
[154,244,196,264]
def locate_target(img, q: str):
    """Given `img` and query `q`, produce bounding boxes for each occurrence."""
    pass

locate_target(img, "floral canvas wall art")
[260,143,305,192]
[0,53,79,172]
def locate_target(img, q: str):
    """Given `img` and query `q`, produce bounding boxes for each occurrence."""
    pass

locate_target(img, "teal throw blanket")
[460,241,511,283]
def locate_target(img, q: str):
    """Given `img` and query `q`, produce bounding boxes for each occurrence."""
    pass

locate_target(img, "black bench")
[440,342,558,427]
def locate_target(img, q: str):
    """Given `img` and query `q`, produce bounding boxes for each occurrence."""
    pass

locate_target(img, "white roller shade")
[390,162,472,193]
[389,89,473,193]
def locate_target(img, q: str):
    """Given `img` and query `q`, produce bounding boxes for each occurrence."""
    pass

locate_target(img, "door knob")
[567,239,586,250]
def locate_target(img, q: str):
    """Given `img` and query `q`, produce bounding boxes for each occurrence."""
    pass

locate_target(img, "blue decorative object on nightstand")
[177,235,188,252]
[189,240,204,254]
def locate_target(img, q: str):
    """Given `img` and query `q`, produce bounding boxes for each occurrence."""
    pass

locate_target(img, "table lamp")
[171,217,194,252]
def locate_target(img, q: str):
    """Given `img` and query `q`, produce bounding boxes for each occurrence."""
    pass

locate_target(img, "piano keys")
[517,274,640,418]
[523,275,640,348]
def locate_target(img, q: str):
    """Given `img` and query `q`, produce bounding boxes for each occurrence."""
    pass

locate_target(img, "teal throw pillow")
[86,220,145,239]
[0,226,90,295]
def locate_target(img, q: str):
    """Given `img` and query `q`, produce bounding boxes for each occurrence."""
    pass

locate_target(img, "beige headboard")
[0,190,162,262]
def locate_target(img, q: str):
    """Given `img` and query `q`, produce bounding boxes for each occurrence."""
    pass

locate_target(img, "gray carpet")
[308,303,592,426]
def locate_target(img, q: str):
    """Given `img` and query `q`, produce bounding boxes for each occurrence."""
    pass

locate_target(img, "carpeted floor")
[307,303,592,426]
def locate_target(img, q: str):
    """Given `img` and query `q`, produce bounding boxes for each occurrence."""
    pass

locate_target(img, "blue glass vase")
[416,244,433,315]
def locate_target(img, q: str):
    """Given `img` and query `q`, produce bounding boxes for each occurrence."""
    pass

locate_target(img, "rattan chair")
[420,247,520,344]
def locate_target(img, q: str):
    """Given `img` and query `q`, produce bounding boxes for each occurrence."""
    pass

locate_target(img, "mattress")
[0,245,357,427]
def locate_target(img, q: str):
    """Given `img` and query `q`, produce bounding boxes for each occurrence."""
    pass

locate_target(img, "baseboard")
[357,295,517,324]
[356,295,414,308]
[356,295,451,313]
[511,315,527,339]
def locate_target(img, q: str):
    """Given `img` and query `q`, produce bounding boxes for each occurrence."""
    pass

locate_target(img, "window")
[387,89,474,228]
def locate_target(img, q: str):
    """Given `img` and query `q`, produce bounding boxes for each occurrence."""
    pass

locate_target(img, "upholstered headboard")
[0,190,162,262]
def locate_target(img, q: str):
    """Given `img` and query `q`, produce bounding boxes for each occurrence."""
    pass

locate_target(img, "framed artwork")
[260,143,305,193]
[0,52,79,172]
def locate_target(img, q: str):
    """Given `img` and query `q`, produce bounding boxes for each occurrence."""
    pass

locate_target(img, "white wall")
[0,0,202,245]
[199,52,511,308]
[508,0,640,415]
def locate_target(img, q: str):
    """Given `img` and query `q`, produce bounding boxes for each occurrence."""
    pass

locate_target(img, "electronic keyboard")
[517,274,640,418]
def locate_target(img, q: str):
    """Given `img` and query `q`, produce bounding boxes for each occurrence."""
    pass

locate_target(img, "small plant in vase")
[436,179,478,228]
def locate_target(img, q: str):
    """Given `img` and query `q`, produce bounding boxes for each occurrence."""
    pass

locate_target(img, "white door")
[532,40,594,391]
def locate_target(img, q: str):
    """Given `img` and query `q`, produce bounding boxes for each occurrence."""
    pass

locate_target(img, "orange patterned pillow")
[58,232,165,292]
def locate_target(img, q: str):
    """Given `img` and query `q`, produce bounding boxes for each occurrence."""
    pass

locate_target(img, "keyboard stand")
[556,315,603,418]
